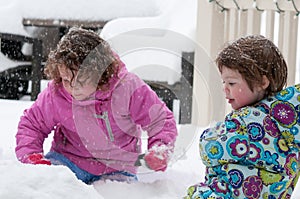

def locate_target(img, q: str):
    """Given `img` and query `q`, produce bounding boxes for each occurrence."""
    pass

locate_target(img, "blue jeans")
[45,151,137,184]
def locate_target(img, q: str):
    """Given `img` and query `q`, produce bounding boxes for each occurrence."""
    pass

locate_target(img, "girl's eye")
[222,81,235,86]
[63,79,70,84]
[62,79,74,87]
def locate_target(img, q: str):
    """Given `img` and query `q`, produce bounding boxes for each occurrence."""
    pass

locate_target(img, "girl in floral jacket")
[186,35,300,198]
[15,27,177,184]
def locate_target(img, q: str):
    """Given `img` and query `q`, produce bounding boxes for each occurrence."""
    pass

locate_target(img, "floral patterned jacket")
[186,84,300,199]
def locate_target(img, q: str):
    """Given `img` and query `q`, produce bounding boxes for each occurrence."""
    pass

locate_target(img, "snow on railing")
[193,0,299,126]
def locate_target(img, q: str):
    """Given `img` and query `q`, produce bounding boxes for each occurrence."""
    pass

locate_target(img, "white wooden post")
[247,9,262,35]
[229,9,239,40]
[278,11,298,86]
[265,10,275,41]
[239,11,248,37]
[193,0,226,126]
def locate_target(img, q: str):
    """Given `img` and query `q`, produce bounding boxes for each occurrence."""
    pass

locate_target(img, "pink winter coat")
[15,62,177,175]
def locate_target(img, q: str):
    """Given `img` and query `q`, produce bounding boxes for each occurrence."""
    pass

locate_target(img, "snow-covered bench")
[0,0,165,101]
[100,0,197,124]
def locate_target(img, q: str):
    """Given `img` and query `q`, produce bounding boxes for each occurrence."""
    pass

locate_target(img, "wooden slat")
[224,11,230,41]
[238,10,248,37]
[280,11,298,86]
[0,32,38,43]
[247,9,261,35]
[288,15,298,85]
[193,0,227,125]
[265,10,275,41]
[228,8,239,40]
[277,12,285,51]
[23,18,107,29]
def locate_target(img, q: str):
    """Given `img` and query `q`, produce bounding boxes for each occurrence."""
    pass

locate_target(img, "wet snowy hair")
[216,35,287,97]
[44,27,117,88]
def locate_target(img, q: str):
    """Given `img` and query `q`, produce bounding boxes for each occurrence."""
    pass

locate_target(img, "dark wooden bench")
[0,19,107,100]
[146,52,194,124]
[0,32,43,100]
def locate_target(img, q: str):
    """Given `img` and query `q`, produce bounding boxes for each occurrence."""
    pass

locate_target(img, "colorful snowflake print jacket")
[187,84,300,199]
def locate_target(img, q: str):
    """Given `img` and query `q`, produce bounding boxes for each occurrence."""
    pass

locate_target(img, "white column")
[193,0,226,126]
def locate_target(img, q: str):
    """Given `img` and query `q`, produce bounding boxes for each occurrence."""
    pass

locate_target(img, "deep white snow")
[0,99,206,199]
[0,0,300,198]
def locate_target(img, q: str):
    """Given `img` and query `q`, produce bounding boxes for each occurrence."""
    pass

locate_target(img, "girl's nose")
[223,85,230,95]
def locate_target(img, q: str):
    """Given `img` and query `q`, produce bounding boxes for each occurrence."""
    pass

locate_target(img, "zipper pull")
[94,111,114,142]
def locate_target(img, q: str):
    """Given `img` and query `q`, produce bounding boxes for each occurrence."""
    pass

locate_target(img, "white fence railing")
[193,0,300,125]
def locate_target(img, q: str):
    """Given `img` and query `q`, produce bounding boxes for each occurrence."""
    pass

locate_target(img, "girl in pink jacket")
[15,27,178,184]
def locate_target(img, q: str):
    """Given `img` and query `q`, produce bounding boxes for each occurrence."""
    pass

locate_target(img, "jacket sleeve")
[15,83,56,162]
[199,106,289,171]
[129,84,178,149]
[264,84,300,150]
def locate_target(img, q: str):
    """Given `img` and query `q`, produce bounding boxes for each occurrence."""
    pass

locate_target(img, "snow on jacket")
[15,61,177,175]
[187,84,300,199]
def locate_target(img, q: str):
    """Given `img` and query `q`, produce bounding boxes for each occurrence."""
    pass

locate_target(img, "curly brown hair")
[44,27,118,89]
[216,35,287,97]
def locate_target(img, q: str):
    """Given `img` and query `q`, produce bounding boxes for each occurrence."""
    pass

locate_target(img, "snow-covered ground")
[1,99,300,199]
[1,0,300,198]
[0,99,206,199]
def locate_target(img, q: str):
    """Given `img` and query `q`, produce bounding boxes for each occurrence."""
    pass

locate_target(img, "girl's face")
[221,67,267,110]
[58,65,98,101]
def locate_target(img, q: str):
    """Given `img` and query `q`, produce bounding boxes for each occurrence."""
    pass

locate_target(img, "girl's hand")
[144,145,170,172]
[25,153,51,165]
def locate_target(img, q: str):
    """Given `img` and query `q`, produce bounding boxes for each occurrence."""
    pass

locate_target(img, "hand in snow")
[25,153,51,165]
[144,145,170,172]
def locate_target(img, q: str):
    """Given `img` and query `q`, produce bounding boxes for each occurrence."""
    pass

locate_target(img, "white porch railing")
[193,0,300,125]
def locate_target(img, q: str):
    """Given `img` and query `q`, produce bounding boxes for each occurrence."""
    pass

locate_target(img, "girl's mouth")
[228,99,234,104]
